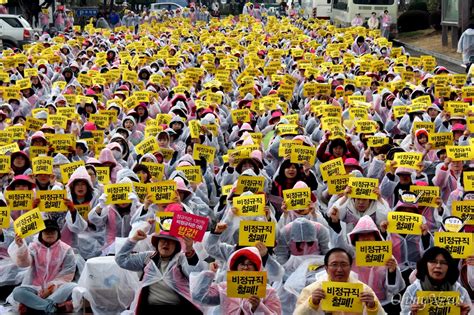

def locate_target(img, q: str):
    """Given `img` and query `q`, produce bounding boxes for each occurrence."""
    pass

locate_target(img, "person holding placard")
[316,132,360,164]
[9,219,77,314]
[116,226,204,313]
[98,148,123,184]
[295,248,384,315]
[379,192,433,287]
[89,177,143,254]
[191,246,282,314]
[401,247,471,315]
[329,182,389,234]
[381,163,418,208]
[329,215,405,313]
[122,116,145,146]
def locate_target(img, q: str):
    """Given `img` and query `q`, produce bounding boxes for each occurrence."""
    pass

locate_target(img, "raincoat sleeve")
[366,159,386,183]
[88,204,109,228]
[8,242,32,268]
[190,270,221,305]
[294,281,324,315]
[400,282,418,315]
[380,173,397,202]
[385,265,406,297]
[204,232,234,261]
[65,210,87,234]
[115,238,151,272]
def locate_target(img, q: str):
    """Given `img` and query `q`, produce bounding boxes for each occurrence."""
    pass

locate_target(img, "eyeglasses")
[428,260,448,266]
[238,262,255,269]
[327,262,351,269]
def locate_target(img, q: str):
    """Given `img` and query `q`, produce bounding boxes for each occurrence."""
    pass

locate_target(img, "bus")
[330,0,397,31]
[298,0,332,19]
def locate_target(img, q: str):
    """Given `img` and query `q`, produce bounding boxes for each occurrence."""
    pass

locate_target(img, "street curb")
[392,39,465,68]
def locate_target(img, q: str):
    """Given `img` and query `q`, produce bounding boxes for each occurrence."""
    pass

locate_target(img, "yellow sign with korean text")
[327,174,352,195]
[348,177,378,200]
[282,187,311,211]
[320,158,346,181]
[193,144,216,163]
[446,145,474,161]
[36,190,67,212]
[32,156,53,175]
[409,186,440,207]
[451,200,474,225]
[321,282,363,313]
[233,194,265,216]
[290,145,316,165]
[95,166,110,184]
[236,176,265,194]
[355,241,392,267]
[148,181,177,204]
[387,212,423,235]
[416,291,460,315]
[14,208,46,239]
[135,136,159,155]
[227,271,267,298]
[429,132,453,149]
[105,183,133,205]
[141,162,164,181]
[0,155,10,173]
[176,165,202,183]
[5,191,33,211]
[59,161,85,184]
[0,207,10,228]
[355,120,378,134]
[434,232,473,259]
[393,152,423,170]
[238,221,276,247]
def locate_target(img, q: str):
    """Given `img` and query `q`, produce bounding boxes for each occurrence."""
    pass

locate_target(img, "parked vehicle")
[0,14,34,49]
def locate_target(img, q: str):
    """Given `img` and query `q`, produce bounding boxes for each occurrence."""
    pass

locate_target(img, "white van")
[0,14,34,50]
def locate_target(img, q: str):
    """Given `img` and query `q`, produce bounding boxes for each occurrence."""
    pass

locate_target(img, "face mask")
[113,150,122,160]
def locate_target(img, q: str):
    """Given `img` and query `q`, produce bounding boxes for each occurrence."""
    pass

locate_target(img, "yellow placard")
[282,187,311,211]
[135,136,159,156]
[320,157,346,181]
[290,145,316,165]
[133,182,148,203]
[226,271,267,298]
[463,171,474,191]
[176,165,202,183]
[231,109,251,125]
[321,282,363,313]
[0,143,20,155]
[393,106,407,119]
[393,152,423,170]
[189,120,201,139]
[355,241,392,266]
[233,194,265,216]
[141,162,164,181]
[7,125,26,140]
[25,117,44,131]
[462,86,474,99]
[446,145,474,161]
[0,155,11,173]
[192,144,216,163]
[48,134,75,154]
[275,124,299,136]
[14,208,46,239]
[409,185,440,207]
[367,136,389,148]
[36,190,67,212]
[416,291,460,315]
[32,156,53,175]
[104,183,133,205]
[278,140,302,157]
[429,132,453,149]
[148,181,177,204]
[451,200,474,225]
[236,176,265,194]
[5,191,33,211]
[348,177,378,200]
[89,114,110,129]
[59,161,85,184]
[387,211,423,235]
[434,232,473,259]
[29,146,48,159]
[95,166,110,184]
[412,122,435,134]
[0,207,10,228]
[327,174,352,195]
[238,221,275,247]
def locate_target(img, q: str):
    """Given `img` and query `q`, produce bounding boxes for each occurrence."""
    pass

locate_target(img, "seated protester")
[204,222,284,283]
[278,181,327,228]
[115,226,204,314]
[316,132,359,163]
[85,164,104,196]
[460,255,474,301]
[329,215,405,313]
[327,184,389,233]
[412,181,449,232]
[379,192,433,286]
[294,248,384,315]
[191,247,282,314]
[401,247,472,315]
[88,177,143,254]
[9,220,77,314]
[380,163,417,208]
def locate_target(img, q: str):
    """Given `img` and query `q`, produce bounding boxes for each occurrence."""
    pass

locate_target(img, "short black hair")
[416,247,459,285]
[324,248,353,266]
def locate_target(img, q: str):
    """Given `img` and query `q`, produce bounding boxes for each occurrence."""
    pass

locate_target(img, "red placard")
[169,212,209,242]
